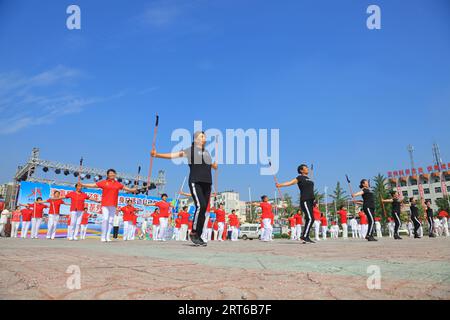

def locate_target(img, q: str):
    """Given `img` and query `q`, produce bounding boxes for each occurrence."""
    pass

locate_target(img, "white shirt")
[113,214,121,227]
[0,209,10,223]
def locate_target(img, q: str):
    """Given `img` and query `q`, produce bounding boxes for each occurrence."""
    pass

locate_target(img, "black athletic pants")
[411,213,421,236]
[364,207,375,238]
[427,214,434,236]
[189,181,212,236]
[300,199,314,239]
[392,211,401,237]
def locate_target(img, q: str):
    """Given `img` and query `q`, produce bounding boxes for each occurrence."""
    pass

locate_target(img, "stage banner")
[16,181,187,239]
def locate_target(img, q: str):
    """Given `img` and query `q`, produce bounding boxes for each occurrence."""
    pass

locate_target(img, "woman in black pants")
[276,164,315,244]
[151,131,218,246]
[424,200,436,238]
[382,191,402,240]
[352,179,377,241]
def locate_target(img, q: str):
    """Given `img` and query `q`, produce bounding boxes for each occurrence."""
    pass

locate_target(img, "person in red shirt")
[188,220,194,240]
[222,222,227,241]
[82,169,138,242]
[63,183,98,241]
[228,210,239,241]
[293,209,303,241]
[19,197,48,239]
[337,205,349,239]
[10,207,22,238]
[313,202,322,241]
[153,194,173,242]
[173,217,182,241]
[20,207,33,239]
[45,190,67,240]
[212,220,219,241]
[320,214,328,240]
[119,199,141,241]
[253,195,273,242]
[288,215,296,240]
[177,206,191,242]
[80,208,91,240]
[206,217,214,241]
[151,208,160,241]
[359,210,368,239]
[214,203,226,242]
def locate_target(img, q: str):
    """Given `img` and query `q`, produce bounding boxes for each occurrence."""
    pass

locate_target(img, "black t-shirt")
[410,204,419,217]
[392,199,401,214]
[183,146,212,184]
[426,207,433,218]
[296,175,315,202]
[362,188,375,209]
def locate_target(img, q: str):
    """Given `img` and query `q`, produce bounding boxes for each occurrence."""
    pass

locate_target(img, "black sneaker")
[414,235,422,239]
[305,238,315,244]
[190,232,201,246]
[199,238,208,247]
[367,236,378,242]
[429,234,436,238]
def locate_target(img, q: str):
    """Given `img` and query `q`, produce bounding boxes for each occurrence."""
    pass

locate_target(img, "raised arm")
[151,149,185,160]
[276,178,298,189]
[123,186,139,194]
[81,183,98,189]
[352,190,364,198]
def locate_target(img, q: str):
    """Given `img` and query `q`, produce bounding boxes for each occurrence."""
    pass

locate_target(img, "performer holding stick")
[382,191,403,240]
[276,164,315,244]
[151,131,218,247]
[351,179,377,242]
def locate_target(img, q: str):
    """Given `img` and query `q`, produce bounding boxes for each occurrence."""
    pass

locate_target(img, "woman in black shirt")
[151,131,218,246]
[382,191,402,240]
[404,197,422,238]
[276,164,315,244]
[352,179,377,241]
[424,200,436,238]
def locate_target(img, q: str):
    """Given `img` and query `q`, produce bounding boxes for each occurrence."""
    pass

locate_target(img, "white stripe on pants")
[31,218,42,239]
[68,211,83,240]
[159,218,168,241]
[47,214,60,239]
[101,206,116,242]
[21,221,31,238]
[11,222,20,238]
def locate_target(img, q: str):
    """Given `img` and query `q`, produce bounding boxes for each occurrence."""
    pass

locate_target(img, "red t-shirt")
[294,213,303,225]
[375,217,381,222]
[188,221,193,230]
[131,213,138,225]
[178,211,190,225]
[260,202,272,219]
[175,218,182,229]
[96,179,124,207]
[260,220,264,228]
[12,211,21,222]
[338,210,348,224]
[320,216,328,226]
[439,211,449,218]
[207,219,214,228]
[155,201,170,218]
[313,208,321,221]
[288,217,296,227]
[213,221,219,231]
[20,208,33,221]
[151,212,160,225]
[228,214,238,227]
[359,212,368,225]
[66,191,90,212]
[21,209,33,222]
[47,199,65,214]
[121,206,137,222]
[215,209,226,223]
[28,203,48,219]
[81,212,90,225]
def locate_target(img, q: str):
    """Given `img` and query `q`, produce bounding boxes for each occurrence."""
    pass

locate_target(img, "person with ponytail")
[352,179,377,241]
[151,131,218,247]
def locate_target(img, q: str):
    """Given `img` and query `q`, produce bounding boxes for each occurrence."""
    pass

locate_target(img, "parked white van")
[239,224,260,240]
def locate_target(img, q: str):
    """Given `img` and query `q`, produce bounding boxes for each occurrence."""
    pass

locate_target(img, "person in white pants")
[24,198,48,239]
[288,215,296,240]
[262,218,273,241]
[68,210,83,240]
[313,203,322,241]
[228,210,239,241]
[338,206,348,239]
[294,210,303,241]
[214,204,226,242]
[320,214,328,240]
[0,209,10,237]
[45,191,66,240]
[20,207,32,239]
[441,216,449,237]
[79,209,91,240]
[313,219,321,241]
[207,219,214,241]
[387,218,394,237]
[151,209,160,241]
[375,218,383,238]
[349,218,358,238]
[407,220,414,238]
[178,206,190,242]
[119,200,141,241]
[81,170,138,243]
[10,208,22,238]
[153,194,173,242]
[172,218,180,240]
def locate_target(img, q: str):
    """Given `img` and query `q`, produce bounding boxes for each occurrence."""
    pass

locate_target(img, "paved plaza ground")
[1,237,449,300]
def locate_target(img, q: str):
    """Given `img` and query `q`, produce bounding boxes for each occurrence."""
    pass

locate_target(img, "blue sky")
[0,0,449,201]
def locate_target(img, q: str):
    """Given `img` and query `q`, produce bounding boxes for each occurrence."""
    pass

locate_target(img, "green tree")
[373,174,390,221]
[436,195,450,212]
[329,182,348,214]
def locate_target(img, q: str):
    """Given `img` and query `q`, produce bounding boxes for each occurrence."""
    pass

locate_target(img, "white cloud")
[0,66,98,135]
